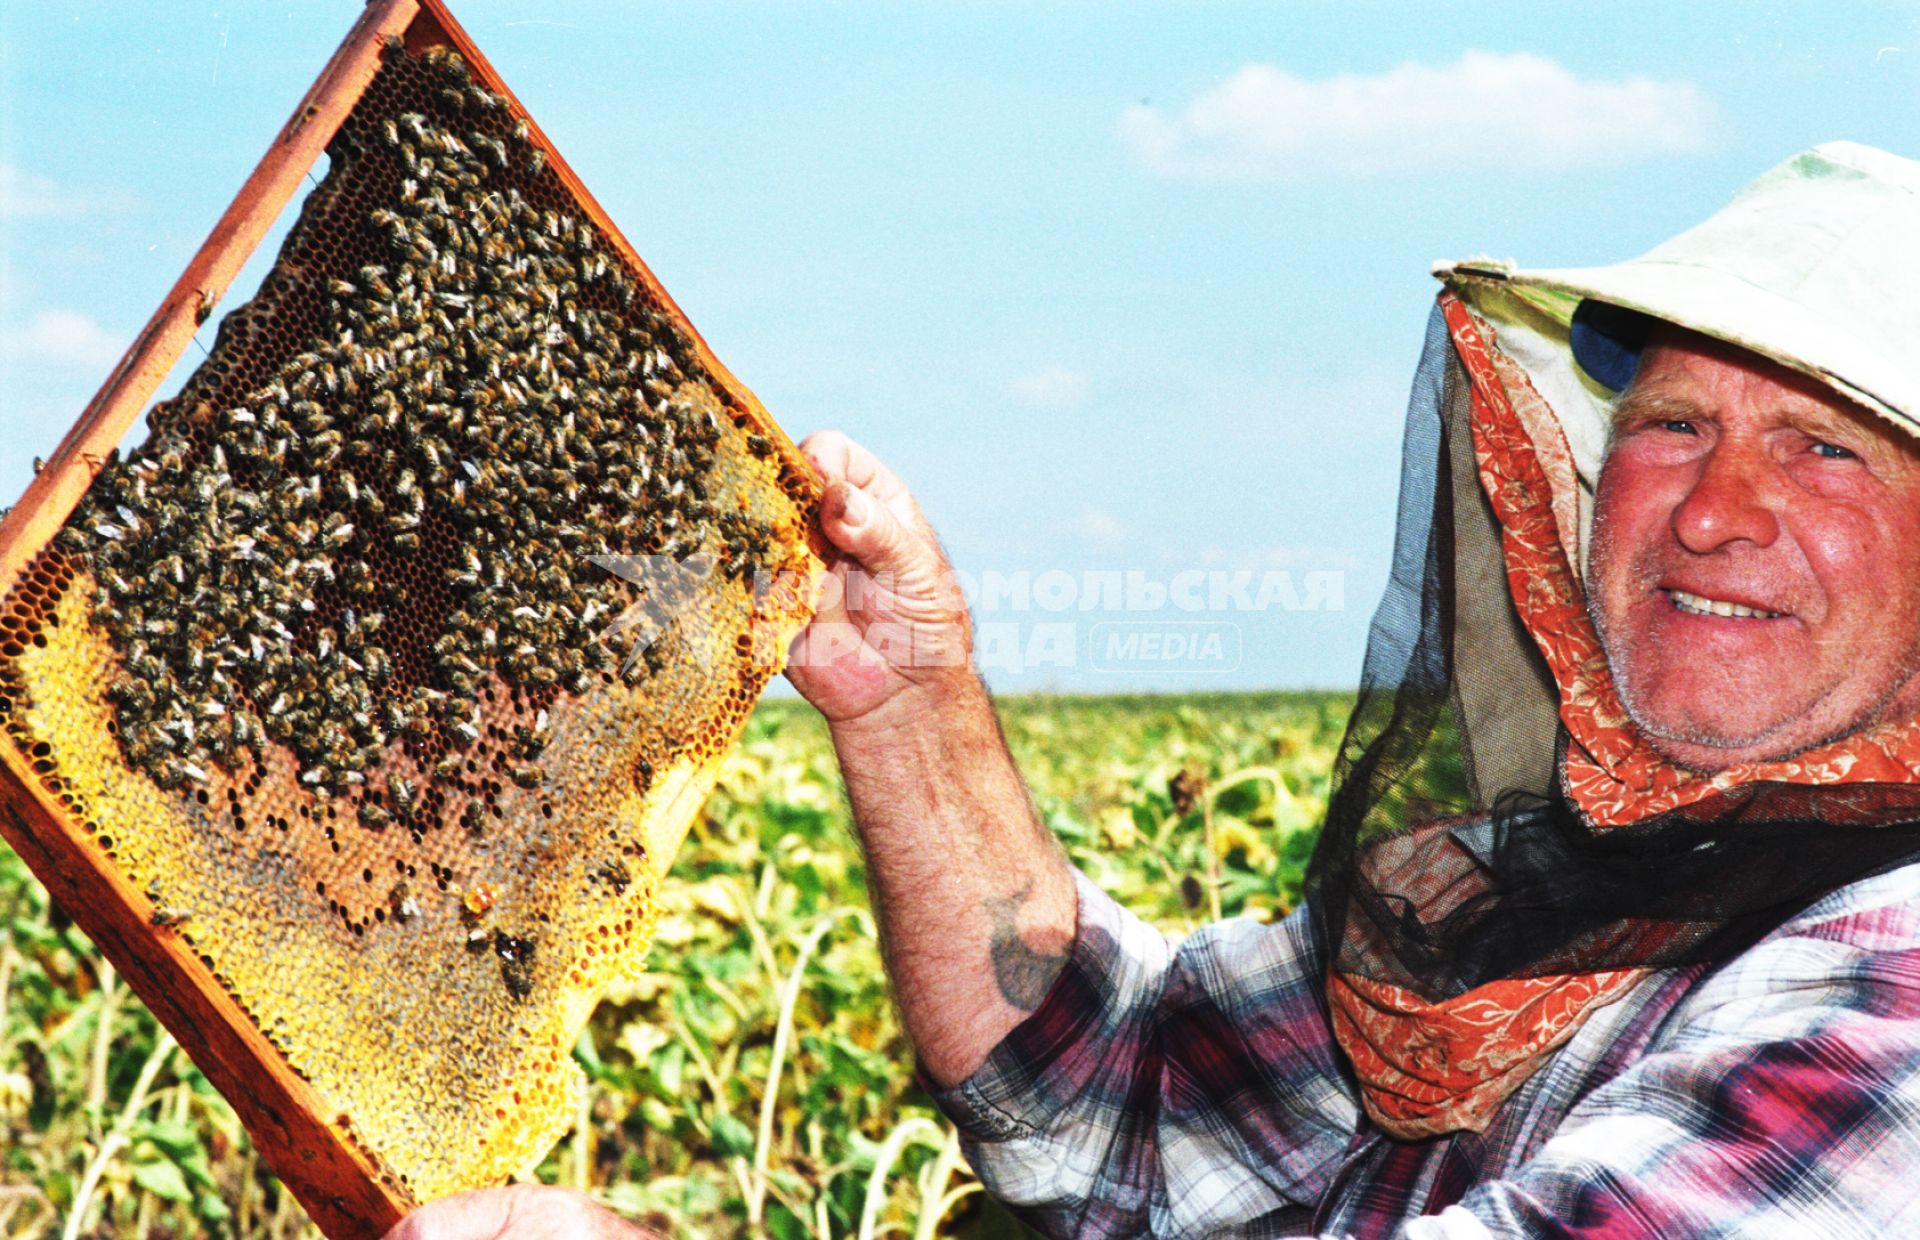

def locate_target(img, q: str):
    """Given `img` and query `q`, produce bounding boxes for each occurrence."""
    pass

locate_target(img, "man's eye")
[1658,419,1696,435]
[1811,441,1856,460]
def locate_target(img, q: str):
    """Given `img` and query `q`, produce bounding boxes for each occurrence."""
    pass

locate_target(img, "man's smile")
[1661,587,1788,620]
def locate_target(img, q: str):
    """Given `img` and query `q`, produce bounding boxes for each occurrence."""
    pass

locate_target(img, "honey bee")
[592,858,631,896]
[387,774,417,814]
[493,931,535,999]
[473,133,508,170]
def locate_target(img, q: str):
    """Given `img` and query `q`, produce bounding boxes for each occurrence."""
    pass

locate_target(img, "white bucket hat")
[1436,141,1920,435]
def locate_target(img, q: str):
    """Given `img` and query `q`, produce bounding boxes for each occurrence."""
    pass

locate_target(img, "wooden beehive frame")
[0,2,817,1233]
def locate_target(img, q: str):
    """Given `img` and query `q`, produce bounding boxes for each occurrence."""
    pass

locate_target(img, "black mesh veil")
[1306,300,1920,1004]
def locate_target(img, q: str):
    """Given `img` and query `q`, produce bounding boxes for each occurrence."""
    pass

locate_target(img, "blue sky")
[2,3,1916,692]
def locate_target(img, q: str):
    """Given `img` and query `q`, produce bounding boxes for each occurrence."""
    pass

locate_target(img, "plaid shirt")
[927,863,1920,1238]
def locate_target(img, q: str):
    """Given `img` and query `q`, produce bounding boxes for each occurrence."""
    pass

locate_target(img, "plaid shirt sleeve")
[925,867,1362,1237]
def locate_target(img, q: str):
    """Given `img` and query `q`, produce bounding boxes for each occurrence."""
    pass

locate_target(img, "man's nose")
[1671,443,1781,553]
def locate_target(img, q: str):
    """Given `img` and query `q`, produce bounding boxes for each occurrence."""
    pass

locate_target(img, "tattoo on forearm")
[986,884,1067,1012]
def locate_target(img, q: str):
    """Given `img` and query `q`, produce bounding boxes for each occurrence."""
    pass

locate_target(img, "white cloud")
[1119,51,1715,181]
[1075,508,1128,544]
[2,310,125,370]
[0,165,98,217]
[1008,365,1091,409]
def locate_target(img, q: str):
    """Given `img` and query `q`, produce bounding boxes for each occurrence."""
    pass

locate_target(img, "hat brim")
[1492,261,1910,435]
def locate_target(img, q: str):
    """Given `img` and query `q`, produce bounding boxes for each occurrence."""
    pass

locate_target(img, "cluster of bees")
[61,41,782,812]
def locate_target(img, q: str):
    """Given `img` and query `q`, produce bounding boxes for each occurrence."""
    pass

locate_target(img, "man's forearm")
[830,674,1077,1088]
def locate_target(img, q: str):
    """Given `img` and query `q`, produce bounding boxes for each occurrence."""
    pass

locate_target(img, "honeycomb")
[0,33,821,1209]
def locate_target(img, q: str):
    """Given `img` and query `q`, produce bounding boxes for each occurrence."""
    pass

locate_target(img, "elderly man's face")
[1588,329,1920,771]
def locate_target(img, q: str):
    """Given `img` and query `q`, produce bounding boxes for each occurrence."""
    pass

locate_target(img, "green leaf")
[131,1157,193,1203]
[574,1028,607,1076]
[708,1110,755,1158]
[138,1118,201,1158]
[652,1041,685,1097]
[767,1200,812,1240]
[1214,781,1264,817]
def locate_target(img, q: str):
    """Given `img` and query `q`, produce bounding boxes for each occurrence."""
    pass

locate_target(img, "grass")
[0,690,1352,1237]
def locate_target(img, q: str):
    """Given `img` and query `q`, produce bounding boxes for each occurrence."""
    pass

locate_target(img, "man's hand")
[784,432,1076,1087]
[382,1185,661,1240]
[785,430,974,729]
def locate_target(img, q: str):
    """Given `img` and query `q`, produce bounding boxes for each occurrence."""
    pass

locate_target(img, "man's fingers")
[821,478,927,584]
[381,1185,661,1239]
[798,431,909,504]
[784,435,972,719]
